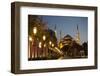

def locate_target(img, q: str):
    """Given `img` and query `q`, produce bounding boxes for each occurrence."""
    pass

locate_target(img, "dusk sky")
[41,15,88,44]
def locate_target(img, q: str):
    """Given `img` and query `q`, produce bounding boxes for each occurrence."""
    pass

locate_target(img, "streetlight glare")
[49,41,52,45]
[52,43,54,47]
[39,42,42,48]
[44,44,46,47]
[43,35,46,41]
[33,27,37,35]
[29,36,32,41]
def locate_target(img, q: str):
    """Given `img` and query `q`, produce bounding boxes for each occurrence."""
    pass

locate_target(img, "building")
[28,15,63,60]
[58,25,86,58]
[59,34,83,58]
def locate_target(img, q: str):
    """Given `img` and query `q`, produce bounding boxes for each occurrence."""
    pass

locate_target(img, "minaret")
[59,30,63,49]
[60,30,62,41]
[76,25,81,44]
[54,25,57,36]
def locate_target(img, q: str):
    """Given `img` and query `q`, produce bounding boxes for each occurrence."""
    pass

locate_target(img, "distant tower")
[60,30,62,41]
[54,25,57,36]
[76,25,81,44]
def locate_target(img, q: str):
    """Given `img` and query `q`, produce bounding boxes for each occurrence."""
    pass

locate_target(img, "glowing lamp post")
[49,41,52,46]
[28,36,32,59]
[29,36,32,42]
[43,35,46,41]
[39,42,42,48]
[44,44,46,47]
[33,27,37,35]
[52,43,54,47]
[32,27,37,58]
[42,35,46,57]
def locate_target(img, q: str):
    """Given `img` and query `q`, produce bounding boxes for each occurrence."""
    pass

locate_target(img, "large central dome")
[63,34,73,40]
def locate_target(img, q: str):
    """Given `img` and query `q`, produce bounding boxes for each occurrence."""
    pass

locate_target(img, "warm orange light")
[33,27,37,35]
[39,42,42,48]
[43,35,46,41]
[49,41,52,45]
[44,44,46,47]
[29,36,32,42]
[52,43,54,47]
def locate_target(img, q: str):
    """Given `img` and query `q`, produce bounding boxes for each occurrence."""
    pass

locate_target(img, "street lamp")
[39,42,42,48]
[43,35,46,41]
[29,36,32,42]
[33,27,37,35]
[44,43,46,47]
[28,36,33,59]
[49,41,52,46]
[52,43,54,47]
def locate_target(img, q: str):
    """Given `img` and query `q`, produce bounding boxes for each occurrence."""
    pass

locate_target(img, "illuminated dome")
[63,34,73,40]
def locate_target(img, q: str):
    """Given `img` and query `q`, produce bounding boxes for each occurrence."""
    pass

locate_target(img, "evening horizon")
[41,15,88,44]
